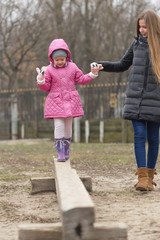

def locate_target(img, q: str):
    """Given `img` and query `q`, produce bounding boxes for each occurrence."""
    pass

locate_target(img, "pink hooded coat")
[37,39,94,119]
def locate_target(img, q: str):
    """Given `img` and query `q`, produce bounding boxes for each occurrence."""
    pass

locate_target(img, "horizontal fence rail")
[0,82,127,121]
[0,83,129,140]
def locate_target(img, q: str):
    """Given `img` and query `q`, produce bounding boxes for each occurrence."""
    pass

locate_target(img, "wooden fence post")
[21,122,25,139]
[74,117,81,143]
[11,95,18,140]
[85,120,90,143]
[99,120,104,143]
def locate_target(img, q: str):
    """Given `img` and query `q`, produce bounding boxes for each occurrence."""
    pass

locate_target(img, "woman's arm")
[98,40,135,72]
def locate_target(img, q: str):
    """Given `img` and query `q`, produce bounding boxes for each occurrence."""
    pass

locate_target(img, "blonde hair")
[136,10,160,83]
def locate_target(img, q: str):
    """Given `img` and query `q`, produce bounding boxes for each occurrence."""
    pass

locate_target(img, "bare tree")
[0,0,45,90]
[0,0,158,90]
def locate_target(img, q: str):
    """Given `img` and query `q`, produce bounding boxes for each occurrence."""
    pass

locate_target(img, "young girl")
[98,9,160,191]
[36,38,102,162]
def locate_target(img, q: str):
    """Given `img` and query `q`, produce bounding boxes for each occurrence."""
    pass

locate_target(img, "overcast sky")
[151,0,159,6]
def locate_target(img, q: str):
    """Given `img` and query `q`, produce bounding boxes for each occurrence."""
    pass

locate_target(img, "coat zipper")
[138,53,149,117]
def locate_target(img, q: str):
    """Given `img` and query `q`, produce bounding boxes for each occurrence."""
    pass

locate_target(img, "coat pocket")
[70,91,79,98]
[70,91,83,114]
[49,92,62,103]
[50,92,61,99]
[45,92,63,114]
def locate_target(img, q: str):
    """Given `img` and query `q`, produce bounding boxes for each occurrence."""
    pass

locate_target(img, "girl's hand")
[36,66,47,81]
[90,62,103,75]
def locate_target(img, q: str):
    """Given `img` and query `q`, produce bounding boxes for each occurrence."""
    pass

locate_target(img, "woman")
[98,10,160,191]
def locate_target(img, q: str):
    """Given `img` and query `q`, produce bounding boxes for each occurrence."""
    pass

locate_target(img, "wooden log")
[30,176,92,195]
[54,159,95,240]
[18,223,62,240]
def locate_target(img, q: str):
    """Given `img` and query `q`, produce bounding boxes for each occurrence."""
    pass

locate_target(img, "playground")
[0,139,160,240]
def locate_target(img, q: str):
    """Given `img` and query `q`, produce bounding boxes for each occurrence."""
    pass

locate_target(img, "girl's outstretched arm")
[36,66,47,84]
[36,66,51,92]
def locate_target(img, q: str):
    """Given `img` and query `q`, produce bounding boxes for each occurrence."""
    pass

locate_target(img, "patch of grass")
[92,189,134,197]
[0,155,7,159]
[0,171,8,175]
[0,141,137,180]
[1,204,11,210]
[1,174,26,181]
[23,184,32,193]
[71,143,135,166]
[0,184,6,188]
[106,154,133,164]
[1,204,16,214]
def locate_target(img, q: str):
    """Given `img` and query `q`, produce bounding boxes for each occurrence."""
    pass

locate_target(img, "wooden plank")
[54,159,95,240]
[30,176,92,194]
[18,223,62,240]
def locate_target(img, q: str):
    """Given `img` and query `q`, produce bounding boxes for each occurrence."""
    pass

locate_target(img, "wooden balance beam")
[54,159,127,240]
[18,159,127,240]
[54,159,95,239]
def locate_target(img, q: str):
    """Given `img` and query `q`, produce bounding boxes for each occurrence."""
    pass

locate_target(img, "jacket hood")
[48,39,71,63]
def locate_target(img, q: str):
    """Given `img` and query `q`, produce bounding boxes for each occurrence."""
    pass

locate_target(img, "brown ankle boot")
[135,167,148,191]
[148,168,157,191]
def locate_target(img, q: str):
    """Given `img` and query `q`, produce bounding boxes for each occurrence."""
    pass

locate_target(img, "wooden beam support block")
[30,176,92,195]
[86,222,128,240]
[18,223,62,240]
[18,222,127,240]
[30,177,56,194]
[79,176,92,192]
[54,159,95,240]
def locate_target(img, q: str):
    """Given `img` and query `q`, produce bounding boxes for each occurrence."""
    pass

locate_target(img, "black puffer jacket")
[99,34,160,123]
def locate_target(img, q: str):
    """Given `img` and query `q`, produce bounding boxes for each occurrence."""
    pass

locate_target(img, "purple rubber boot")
[64,138,72,160]
[55,138,65,162]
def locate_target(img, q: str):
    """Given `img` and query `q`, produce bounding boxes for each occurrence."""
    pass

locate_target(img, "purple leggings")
[132,120,160,169]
